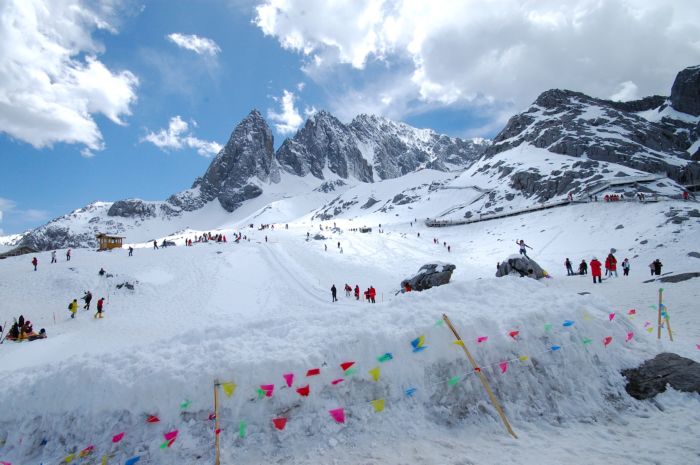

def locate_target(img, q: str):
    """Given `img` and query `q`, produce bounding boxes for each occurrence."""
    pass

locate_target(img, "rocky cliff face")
[670,65,700,117]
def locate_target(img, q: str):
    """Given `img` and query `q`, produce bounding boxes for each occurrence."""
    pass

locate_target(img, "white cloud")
[254,0,700,127]
[267,90,305,134]
[167,33,221,56]
[142,116,222,157]
[610,81,639,102]
[0,198,49,232]
[0,0,139,152]
[0,198,17,225]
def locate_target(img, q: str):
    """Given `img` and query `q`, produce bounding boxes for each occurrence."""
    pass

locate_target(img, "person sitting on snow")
[579,260,588,275]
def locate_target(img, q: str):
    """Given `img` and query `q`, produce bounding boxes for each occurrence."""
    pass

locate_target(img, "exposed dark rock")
[670,65,700,116]
[688,252,700,259]
[401,263,456,291]
[615,224,624,230]
[107,199,156,218]
[496,255,547,279]
[622,353,700,400]
[658,272,700,283]
[361,197,380,209]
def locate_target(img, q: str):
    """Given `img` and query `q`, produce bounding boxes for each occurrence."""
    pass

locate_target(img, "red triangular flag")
[296,385,310,396]
[146,415,160,423]
[329,408,345,424]
[306,368,320,376]
[272,417,287,430]
[340,361,355,371]
[331,378,344,385]
[215,428,221,435]
[163,430,178,441]
[508,330,519,339]
[603,336,613,347]
[283,373,294,388]
[208,413,216,421]
[112,432,125,443]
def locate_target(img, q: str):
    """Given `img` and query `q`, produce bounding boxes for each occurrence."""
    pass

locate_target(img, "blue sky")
[1,0,698,234]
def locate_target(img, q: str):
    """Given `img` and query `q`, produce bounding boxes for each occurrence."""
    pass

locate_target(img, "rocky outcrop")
[622,352,700,400]
[670,65,700,116]
[496,255,547,279]
[107,199,156,218]
[401,263,456,291]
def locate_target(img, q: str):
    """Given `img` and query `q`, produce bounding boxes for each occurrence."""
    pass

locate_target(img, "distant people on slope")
[622,258,630,276]
[32,256,38,271]
[605,252,618,278]
[354,285,360,300]
[579,260,588,275]
[66,249,71,261]
[650,259,663,276]
[82,291,93,310]
[51,250,57,263]
[565,258,573,276]
[590,257,602,284]
[128,246,133,256]
[344,284,352,297]
[95,297,105,319]
[68,299,78,319]
[331,284,338,302]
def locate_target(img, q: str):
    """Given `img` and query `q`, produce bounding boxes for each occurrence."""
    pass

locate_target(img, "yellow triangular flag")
[101,455,109,465]
[453,340,465,347]
[370,399,385,412]
[222,382,237,398]
[583,311,591,321]
[368,366,380,382]
[518,355,529,362]
[64,453,75,464]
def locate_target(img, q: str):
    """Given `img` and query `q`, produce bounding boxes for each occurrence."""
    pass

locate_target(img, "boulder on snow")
[401,263,456,291]
[496,255,547,279]
[622,353,700,400]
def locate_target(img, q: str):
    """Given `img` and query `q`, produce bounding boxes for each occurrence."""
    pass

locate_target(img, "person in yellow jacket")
[68,299,78,319]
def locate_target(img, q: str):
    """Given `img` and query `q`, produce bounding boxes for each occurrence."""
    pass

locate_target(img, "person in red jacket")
[32,256,38,271]
[605,253,618,277]
[368,286,377,303]
[95,297,105,319]
[354,285,360,300]
[590,257,602,283]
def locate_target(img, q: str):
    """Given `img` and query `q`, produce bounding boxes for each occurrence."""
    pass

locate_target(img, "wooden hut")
[96,234,125,251]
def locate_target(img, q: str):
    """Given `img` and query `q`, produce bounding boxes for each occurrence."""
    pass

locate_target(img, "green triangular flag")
[544,323,552,332]
[239,421,247,439]
[344,367,357,377]
[180,400,191,409]
[256,388,265,399]
[448,376,461,387]
[435,319,444,326]
[159,441,169,449]
[582,337,592,345]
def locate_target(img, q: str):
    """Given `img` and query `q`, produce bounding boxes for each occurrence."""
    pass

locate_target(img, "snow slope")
[1,198,699,465]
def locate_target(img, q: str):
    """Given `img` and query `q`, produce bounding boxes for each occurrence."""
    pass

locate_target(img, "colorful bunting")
[368,367,381,382]
[63,453,75,464]
[499,361,508,374]
[435,319,444,326]
[331,378,344,385]
[112,432,124,443]
[550,345,561,351]
[256,388,266,399]
[306,368,321,377]
[508,330,520,339]
[627,309,636,316]
[583,311,591,321]
[79,445,94,458]
[452,340,465,347]
[260,384,274,397]
[296,385,310,397]
[222,382,237,397]
[603,336,613,347]
[272,418,287,431]
[179,400,191,409]
[215,428,221,435]
[340,361,355,371]
[646,326,654,333]
[377,353,393,363]
[329,408,345,424]
[370,399,385,412]
[208,413,216,421]
[625,332,634,342]
[239,421,247,439]
[344,367,358,376]
[101,455,109,465]
[518,355,529,362]
[448,376,461,386]
[562,320,574,327]
[544,323,552,332]
[282,373,294,388]
[582,337,592,345]
[476,336,488,343]
[405,387,417,397]
[644,321,651,327]
[608,313,616,321]
[163,430,178,441]
[146,415,159,423]
[124,456,140,465]
[411,336,427,352]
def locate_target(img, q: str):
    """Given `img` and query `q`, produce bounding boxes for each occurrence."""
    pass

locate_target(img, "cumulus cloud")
[0,198,49,234]
[142,116,222,157]
[267,90,305,134]
[254,0,700,128]
[167,33,221,56]
[610,81,639,102]
[0,0,139,152]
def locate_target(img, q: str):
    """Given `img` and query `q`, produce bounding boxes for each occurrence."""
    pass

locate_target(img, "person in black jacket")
[331,284,338,302]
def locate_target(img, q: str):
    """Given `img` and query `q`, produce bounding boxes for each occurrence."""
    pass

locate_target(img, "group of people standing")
[68,291,105,319]
[331,284,377,303]
[30,249,71,270]
[1,315,46,342]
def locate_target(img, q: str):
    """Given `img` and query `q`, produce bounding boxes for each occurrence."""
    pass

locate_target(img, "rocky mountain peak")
[670,65,700,116]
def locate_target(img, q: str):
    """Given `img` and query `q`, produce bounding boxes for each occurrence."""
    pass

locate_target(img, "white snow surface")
[1,195,699,464]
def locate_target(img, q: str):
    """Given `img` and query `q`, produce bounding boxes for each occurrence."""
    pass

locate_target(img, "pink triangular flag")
[625,332,634,342]
[163,430,178,441]
[608,313,616,321]
[499,361,508,374]
[283,373,294,388]
[260,384,274,397]
[331,378,344,385]
[329,408,345,424]
[627,309,636,315]
[146,415,160,423]
[477,336,488,343]
[112,432,125,443]
[603,336,613,347]
[508,331,519,339]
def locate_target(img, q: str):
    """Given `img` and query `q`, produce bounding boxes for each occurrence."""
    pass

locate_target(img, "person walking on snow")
[66,249,71,261]
[331,284,338,302]
[95,297,105,318]
[153,240,158,250]
[565,258,573,276]
[128,246,133,256]
[368,286,377,303]
[82,291,92,310]
[354,285,360,300]
[32,256,38,271]
[344,284,352,297]
[590,258,602,283]
[622,258,630,276]
[68,299,78,318]
[605,253,618,277]
[653,259,663,276]
[51,250,57,263]
[516,240,532,258]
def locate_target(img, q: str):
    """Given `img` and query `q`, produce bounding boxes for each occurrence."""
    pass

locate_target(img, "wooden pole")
[442,314,518,439]
[214,381,221,465]
[665,305,674,341]
[657,288,663,340]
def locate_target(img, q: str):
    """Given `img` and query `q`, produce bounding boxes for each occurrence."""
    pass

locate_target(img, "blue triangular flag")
[405,387,417,397]
[125,456,141,465]
[551,345,561,351]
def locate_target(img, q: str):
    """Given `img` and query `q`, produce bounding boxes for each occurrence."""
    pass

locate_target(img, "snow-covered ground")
[0,200,699,465]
